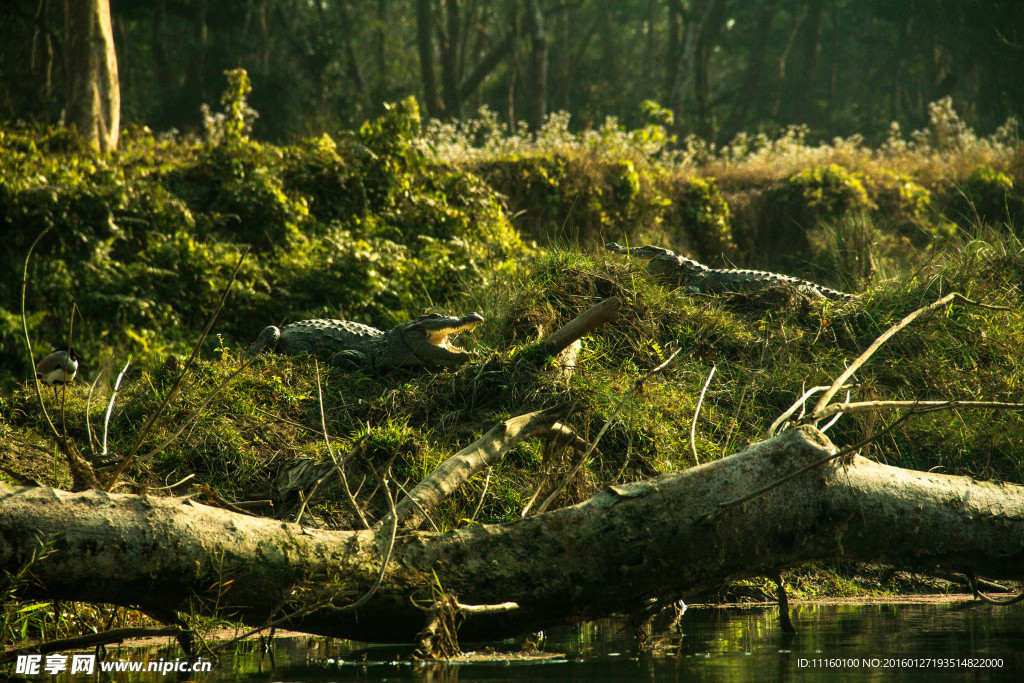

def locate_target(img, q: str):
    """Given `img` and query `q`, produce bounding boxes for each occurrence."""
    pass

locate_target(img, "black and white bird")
[35,346,81,397]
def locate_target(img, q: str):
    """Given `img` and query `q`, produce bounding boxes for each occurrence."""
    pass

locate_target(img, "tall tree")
[781,0,823,124]
[694,0,727,139]
[719,0,782,144]
[415,0,517,120]
[665,0,724,133]
[416,0,445,117]
[524,0,547,131]
[0,0,1012,141]
[63,0,120,152]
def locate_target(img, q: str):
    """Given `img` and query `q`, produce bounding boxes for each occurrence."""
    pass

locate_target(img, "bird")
[35,346,82,398]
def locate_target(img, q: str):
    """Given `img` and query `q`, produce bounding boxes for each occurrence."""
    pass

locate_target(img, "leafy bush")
[773,164,874,223]
[163,141,309,251]
[758,164,875,271]
[471,154,669,245]
[669,177,735,262]
[865,171,953,246]
[0,77,525,386]
[943,165,1023,231]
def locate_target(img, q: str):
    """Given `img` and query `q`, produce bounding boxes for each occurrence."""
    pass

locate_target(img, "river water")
[24,599,1024,681]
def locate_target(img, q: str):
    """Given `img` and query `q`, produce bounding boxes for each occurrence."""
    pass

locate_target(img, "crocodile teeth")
[429,327,480,354]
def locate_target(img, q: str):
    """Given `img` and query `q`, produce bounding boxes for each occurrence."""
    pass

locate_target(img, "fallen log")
[2,426,1022,644]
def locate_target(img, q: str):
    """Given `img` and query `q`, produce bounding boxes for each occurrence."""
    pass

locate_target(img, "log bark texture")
[2,426,1022,643]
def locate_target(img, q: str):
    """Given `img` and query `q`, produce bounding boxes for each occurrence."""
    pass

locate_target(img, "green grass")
[5,229,1021,524]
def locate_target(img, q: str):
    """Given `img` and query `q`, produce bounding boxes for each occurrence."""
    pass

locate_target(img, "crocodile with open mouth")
[244,312,484,372]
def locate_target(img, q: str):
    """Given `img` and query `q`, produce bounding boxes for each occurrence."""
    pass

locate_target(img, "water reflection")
[30,601,1024,681]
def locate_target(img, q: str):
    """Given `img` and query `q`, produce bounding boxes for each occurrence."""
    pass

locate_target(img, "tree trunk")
[457,29,516,104]
[665,0,683,105]
[524,0,547,132]
[31,0,56,99]
[184,0,209,114]
[783,0,824,124]
[694,0,727,140]
[63,0,119,152]
[665,0,722,132]
[719,0,781,145]
[151,0,174,98]
[374,0,388,104]
[416,0,444,118]
[2,426,1022,644]
[337,2,365,99]
[440,0,461,117]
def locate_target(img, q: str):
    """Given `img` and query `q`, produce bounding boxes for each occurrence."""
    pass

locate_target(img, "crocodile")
[605,242,855,302]
[244,312,485,372]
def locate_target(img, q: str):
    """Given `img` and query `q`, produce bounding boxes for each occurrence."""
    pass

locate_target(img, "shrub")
[866,171,951,246]
[943,165,1023,231]
[280,134,369,224]
[471,154,668,246]
[161,141,308,251]
[0,85,526,387]
[669,177,735,262]
[758,164,875,271]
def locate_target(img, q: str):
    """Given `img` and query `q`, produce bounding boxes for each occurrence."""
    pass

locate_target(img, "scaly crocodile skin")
[605,243,854,302]
[244,313,484,371]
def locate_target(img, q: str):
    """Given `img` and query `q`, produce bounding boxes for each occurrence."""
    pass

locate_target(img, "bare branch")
[101,359,131,459]
[392,476,441,533]
[85,368,102,452]
[21,224,58,441]
[469,468,492,523]
[376,404,573,531]
[813,399,1024,421]
[20,224,100,491]
[1,627,183,663]
[690,364,716,465]
[456,601,519,615]
[818,391,849,433]
[294,361,370,529]
[967,574,1024,606]
[810,292,1005,419]
[769,384,832,437]
[540,296,620,356]
[344,472,398,612]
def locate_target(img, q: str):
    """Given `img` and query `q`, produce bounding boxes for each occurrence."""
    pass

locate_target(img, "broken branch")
[376,404,573,531]
[540,296,620,356]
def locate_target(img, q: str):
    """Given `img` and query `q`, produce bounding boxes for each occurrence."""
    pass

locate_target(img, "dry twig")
[809,292,1008,421]
[540,296,620,356]
[690,365,716,465]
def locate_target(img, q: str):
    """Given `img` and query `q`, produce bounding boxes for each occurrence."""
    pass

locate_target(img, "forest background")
[2,0,1021,144]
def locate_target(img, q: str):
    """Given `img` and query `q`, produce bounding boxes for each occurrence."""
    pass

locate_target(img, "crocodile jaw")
[402,313,485,367]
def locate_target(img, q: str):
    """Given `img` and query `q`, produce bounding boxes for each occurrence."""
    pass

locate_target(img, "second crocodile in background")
[605,243,855,302]
[244,312,485,372]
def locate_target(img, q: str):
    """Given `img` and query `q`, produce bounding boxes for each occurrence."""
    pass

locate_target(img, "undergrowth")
[3,229,1022,525]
